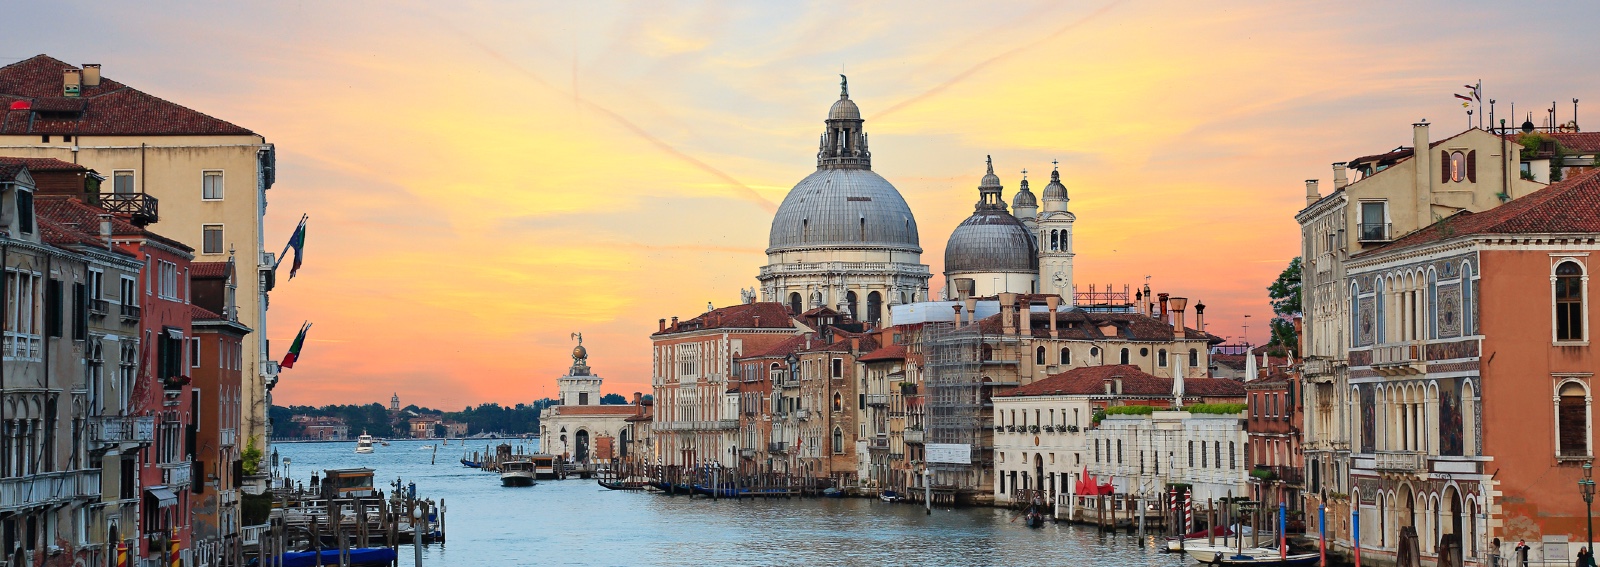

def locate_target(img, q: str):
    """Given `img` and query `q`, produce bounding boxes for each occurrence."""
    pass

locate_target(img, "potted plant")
[1028,425,1040,433]
[1066,424,1080,433]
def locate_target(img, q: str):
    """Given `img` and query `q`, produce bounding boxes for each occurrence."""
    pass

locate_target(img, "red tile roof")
[741,334,810,359]
[655,302,795,335]
[1357,167,1600,257]
[0,156,84,172]
[858,344,907,362]
[33,195,193,253]
[191,261,231,279]
[972,310,1218,343]
[0,55,254,136]
[1001,364,1245,398]
[1552,132,1600,154]
[190,305,225,321]
[554,405,639,416]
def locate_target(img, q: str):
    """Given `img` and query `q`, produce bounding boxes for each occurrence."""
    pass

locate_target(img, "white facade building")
[1086,411,1250,503]
[539,336,639,463]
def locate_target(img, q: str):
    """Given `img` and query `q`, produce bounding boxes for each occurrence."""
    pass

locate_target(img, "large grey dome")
[767,168,922,254]
[944,211,1039,273]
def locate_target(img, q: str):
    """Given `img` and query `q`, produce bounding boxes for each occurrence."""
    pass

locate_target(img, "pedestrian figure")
[1516,539,1531,567]
[1580,546,1597,567]
[1489,538,1502,567]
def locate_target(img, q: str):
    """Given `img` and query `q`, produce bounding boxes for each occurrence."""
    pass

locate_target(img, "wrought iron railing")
[99,192,159,225]
[91,415,155,444]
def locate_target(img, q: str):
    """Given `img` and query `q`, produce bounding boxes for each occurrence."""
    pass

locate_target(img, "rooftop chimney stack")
[98,214,112,249]
[1169,296,1188,337]
[1019,298,1033,336]
[1333,162,1349,190]
[1413,121,1432,222]
[963,297,978,327]
[999,293,1017,335]
[1194,301,1207,332]
[62,69,81,97]
[1046,295,1060,338]
[1158,293,1170,322]
[81,64,101,87]
[659,318,666,332]
[1305,179,1320,207]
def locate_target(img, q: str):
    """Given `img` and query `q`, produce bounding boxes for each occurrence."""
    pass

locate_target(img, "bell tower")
[1038,164,1077,305]
[557,333,602,406]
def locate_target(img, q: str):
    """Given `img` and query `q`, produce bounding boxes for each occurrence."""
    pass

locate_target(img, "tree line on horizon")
[269,393,646,439]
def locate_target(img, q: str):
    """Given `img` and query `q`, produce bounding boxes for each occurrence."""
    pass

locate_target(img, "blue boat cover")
[278,548,398,567]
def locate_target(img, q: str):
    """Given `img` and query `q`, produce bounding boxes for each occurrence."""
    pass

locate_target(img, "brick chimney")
[1019,298,1033,336]
[1045,295,1060,338]
[81,64,101,87]
[1305,179,1320,207]
[1333,162,1349,190]
[963,297,978,327]
[670,316,678,328]
[1413,121,1432,223]
[1157,293,1170,322]
[999,292,1017,335]
[1194,301,1206,332]
[659,318,667,332]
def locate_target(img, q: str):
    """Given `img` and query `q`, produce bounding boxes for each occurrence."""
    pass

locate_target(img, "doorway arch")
[575,429,590,462]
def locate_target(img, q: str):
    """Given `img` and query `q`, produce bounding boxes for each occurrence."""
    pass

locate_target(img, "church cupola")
[1041,164,1069,213]
[1012,172,1038,223]
[817,75,871,170]
[975,156,1007,212]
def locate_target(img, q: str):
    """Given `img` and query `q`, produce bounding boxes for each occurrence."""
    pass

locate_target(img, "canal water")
[276,439,1191,566]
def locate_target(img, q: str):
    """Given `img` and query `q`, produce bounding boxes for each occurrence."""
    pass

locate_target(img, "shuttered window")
[1559,384,1588,457]
[45,279,62,337]
[1557,262,1585,341]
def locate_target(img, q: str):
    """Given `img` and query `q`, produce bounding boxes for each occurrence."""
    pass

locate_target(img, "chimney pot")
[1157,293,1170,322]
[1305,179,1320,207]
[659,318,666,332]
[1194,301,1207,332]
[62,69,81,97]
[98,214,113,249]
[963,297,978,326]
[1045,296,1060,338]
[1019,298,1033,336]
[1333,163,1349,190]
[81,64,101,87]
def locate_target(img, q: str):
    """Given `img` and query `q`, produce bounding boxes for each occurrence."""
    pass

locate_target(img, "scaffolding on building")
[922,322,986,499]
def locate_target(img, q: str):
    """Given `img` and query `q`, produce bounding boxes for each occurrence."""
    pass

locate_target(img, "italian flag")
[281,321,312,369]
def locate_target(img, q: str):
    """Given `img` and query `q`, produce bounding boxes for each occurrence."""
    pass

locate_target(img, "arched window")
[1188,348,1199,367]
[1036,346,1046,365]
[1375,278,1387,344]
[1050,230,1059,251]
[1090,347,1100,359]
[1449,151,1466,182]
[1061,348,1070,365]
[1558,382,1588,457]
[1556,261,1585,341]
[1462,262,1475,335]
[866,291,883,325]
[846,291,860,320]
[1158,349,1168,367]
[1351,283,1361,348]
[1427,269,1439,339]
[832,393,843,412]
[981,344,994,361]
[1119,348,1130,365]
[832,427,844,454]
[789,292,802,315]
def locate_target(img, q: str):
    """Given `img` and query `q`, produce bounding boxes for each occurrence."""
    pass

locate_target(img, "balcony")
[1358,222,1391,243]
[1303,357,1340,379]
[768,442,788,454]
[161,461,193,487]
[658,420,740,431]
[794,409,810,421]
[120,304,141,322]
[739,447,757,458]
[88,298,110,317]
[1373,450,1427,473]
[3,332,41,361]
[868,436,889,450]
[1372,344,1424,375]
[91,415,155,445]
[99,192,159,226]
[0,469,102,512]
[903,428,924,444]
[866,394,889,407]
[220,428,237,447]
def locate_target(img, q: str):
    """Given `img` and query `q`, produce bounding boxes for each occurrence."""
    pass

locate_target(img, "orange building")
[1342,168,1600,565]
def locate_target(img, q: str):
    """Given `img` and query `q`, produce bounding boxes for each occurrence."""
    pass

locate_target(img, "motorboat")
[597,479,648,490]
[879,490,903,503]
[1188,548,1318,566]
[530,454,558,480]
[354,433,375,454]
[500,460,537,487]
[274,548,397,567]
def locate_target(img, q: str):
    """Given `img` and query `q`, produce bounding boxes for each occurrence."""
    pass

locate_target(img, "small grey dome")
[1012,178,1038,209]
[768,168,921,254]
[944,211,1039,274]
[1042,168,1068,202]
[829,97,861,121]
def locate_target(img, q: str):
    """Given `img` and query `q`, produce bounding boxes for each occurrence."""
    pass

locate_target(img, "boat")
[530,454,558,480]
[500,460,537,487]
[460,458,482,468]
[1184,544,1284,565]
[1166,525,1236,552]
[598,479,649,490]
[821,487,844,498]
[879,490,902,503]
[380,439,390,446]
[272,548,398,567]
[1024,510,1046,528]
[318,468,377,499]
[354,433,375,454]
[1188,549,1319,566]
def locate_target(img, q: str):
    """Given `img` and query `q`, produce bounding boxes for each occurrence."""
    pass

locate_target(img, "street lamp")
[1581,460,1595,555]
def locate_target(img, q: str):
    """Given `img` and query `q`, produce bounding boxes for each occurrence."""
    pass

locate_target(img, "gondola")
[266,548,398,567]
[460,459,482,468]
[598,479,649,490]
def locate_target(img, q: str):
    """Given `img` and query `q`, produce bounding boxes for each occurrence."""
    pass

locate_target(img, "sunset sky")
[10,1,1597,409]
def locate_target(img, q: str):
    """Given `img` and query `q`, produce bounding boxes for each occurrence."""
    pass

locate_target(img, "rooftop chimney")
[1304,179,1320,207]
[999,292,1017,335]
[1169,296,1188,337]
[98,214,112,249]
[1019,298,1033,337]
[1045,296,1060,338]
[670,316,678,328]
[1194,301,1206,332]
[1157,293,1170,322]
[62,69,81,97]
[963,297,978,327]
[1413,122,1432,222]
[1333,162,1349,190]
[659,318,666,332]
[81,64,101,87]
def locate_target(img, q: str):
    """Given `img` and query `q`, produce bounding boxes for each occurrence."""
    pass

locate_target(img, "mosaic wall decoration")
[1438,283,1462,338]
[1358,297,1376,346]
[1360,386,1376,454]
[1439,378,1464,456]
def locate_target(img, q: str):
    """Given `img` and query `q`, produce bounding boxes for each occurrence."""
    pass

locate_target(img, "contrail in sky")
[877,1,1124,119]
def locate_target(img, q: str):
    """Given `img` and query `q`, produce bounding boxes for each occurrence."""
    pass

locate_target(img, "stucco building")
[539,337,639,463]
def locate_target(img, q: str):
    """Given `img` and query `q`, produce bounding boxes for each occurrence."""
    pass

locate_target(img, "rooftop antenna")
[1576,99,1581,132]
[1242,314,1252,347]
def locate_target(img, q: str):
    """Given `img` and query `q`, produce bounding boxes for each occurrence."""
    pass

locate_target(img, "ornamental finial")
[840,74,848,98]
[986,155,993,175]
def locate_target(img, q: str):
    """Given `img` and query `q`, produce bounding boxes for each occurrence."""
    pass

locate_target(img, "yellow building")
[0,56,279,461]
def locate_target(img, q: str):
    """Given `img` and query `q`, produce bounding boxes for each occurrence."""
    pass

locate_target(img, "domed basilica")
[757,77,1078,320]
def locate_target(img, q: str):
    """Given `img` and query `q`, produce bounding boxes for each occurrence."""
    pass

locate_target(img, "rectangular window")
[120,276,136,305]
[202,171,224,200]
[1359,201,1387,241]
[87,270,103,300]
[190,337,201,368]
[16,190,34,235]
[72,282,86,341]
[45,279,62,338]
[202,225,223,255]
[114,171,135,194]
[831,358,843,379]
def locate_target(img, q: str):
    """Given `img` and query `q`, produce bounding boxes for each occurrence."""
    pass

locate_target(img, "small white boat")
[354,433,375,454]
[500,461,537,487]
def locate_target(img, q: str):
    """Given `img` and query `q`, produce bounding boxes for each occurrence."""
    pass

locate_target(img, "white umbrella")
[1173,360,1186,407]
[1244,348,1257,382]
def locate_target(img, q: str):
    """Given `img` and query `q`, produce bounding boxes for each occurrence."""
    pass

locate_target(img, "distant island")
[270,393,646,440]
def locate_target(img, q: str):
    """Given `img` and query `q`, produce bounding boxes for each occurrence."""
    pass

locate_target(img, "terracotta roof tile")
[190,305,224,321]
[858,344,906,362]
[656,302,795,335]
[1357,167,1600,257]
[0,156,83,172]
[1552,132,1600,154]
[191,261,230,279]
[741,334,810,359]
[0,55,253,136]
[32,195,193,253]
[1001,364,1244,398]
